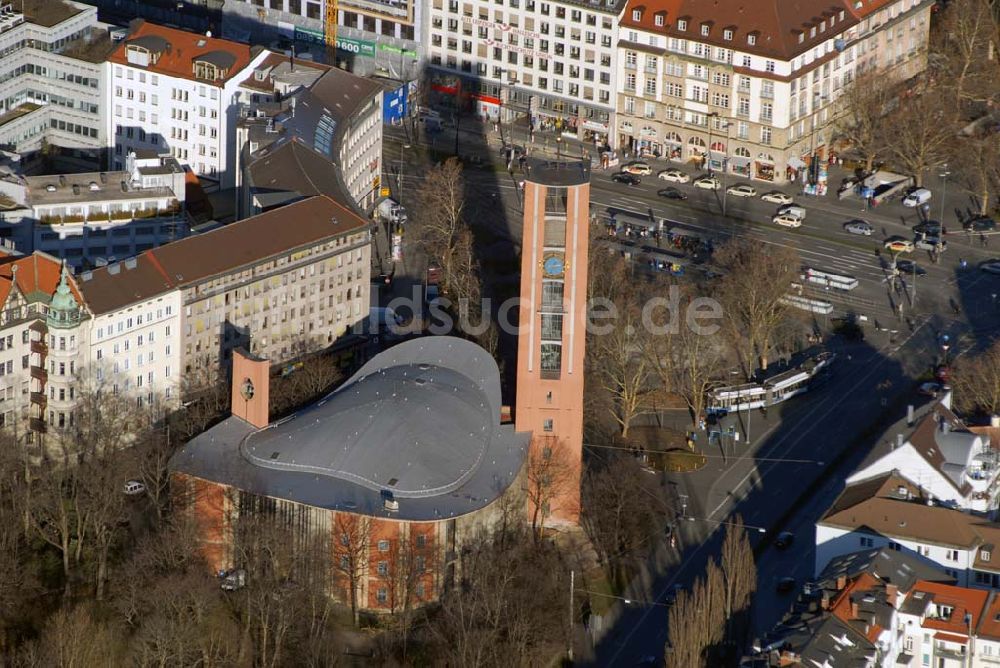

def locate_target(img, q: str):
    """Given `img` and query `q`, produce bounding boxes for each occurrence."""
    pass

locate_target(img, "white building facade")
[426,0,623,147]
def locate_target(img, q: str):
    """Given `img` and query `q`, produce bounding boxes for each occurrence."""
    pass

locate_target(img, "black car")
[613,172,641,186]
[965,216,997,232]
[774,531,795,549]
[895,259,927,276]
[913,221,944,236]
[657,187,688,200]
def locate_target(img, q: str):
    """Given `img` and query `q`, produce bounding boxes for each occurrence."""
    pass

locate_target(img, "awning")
[788,156,808,169]
[729,156,751,167]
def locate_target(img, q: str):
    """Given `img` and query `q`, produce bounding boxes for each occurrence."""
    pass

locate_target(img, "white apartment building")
[106,21,271,190]
[0,152,189,266]
[0,0,110,171]
[614,0,931,185]
[426,0,623,147]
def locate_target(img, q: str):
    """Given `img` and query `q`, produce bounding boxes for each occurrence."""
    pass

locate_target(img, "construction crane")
[324,0,338,54]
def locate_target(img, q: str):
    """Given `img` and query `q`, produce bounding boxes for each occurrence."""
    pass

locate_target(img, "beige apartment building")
[615,0,932,186]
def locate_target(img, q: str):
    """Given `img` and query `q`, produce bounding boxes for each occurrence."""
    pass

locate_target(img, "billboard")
[383,83,409,124]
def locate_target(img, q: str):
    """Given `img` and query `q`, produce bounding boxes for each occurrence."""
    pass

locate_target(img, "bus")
[800,267,859,291]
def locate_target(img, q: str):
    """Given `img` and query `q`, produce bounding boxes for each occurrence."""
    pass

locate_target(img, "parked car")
[895,259,927,276]
[622,162,652,175]
[657,187,688,200]
[884,237,915,253]
[965,216,998,232]
[727,184,757,197]
[902,187,932,207]
[761,191,794,204]
[776,577,797,593]
[777,203,807,220]
[123,480,146,496]
[693,175,721,190]
[914,236,947,252]
[844,220,873,236]
[981,260,1000,274]
[773,214,803,228]
[914,221,944,236]
[657,168,689,183]
[613,172,642,186]
[774,532,795,549]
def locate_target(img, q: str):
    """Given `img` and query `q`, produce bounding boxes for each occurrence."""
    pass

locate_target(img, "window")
[984,549,992,562]
[631,9,640,20]
[723,29,733,40]
[376,588,387,603]
[748,34,757,45]
[543,419,554,432]
[765,60,775,73]
[416,535,426,548]
[700,24,710,36]
[946,549,959,562]
[377,561,389,576]
[378,540,390,551]
[540,343,562,373]
[654,14,663,26]
[677,19,687,31]
[860,536,874,548]
[760,127,772,145]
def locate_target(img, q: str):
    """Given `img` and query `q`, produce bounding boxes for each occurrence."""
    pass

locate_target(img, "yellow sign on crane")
[325,0,338,49]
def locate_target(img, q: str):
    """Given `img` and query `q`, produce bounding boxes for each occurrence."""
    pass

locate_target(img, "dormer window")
[194,61,224,81]
[632,9,641,20]
[723,29,733,40]
[820,20,826,32]
[700,23,710,36]
[797,32,804,43]
[984,549,992,562]
[748,34,757,45]
[654,14,664,26]
[809,26,817,38]
[193,51,236,82]
[839,10,845,20]
[677,19,687,31]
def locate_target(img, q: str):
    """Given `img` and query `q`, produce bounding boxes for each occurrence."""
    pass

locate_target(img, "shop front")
[688,136,706,167]
[730,148,751,178]
[582,119,610,148]
[754,153,776,182]
[665,132,683,162]
[637,125,661,158]
[618,120,634,153]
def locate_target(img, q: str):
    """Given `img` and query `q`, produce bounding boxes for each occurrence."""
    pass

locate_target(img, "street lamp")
[939,164,951,224]
[684,516,766,533]
[556,136,563,160]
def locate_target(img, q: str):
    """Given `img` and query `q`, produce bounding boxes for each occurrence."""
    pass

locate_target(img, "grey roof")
[819,547,955,592]
[523,159,591,187]
[246,139,356,214]
[127,34,170,53]
[171,337,530,520]
[196,50,237,70]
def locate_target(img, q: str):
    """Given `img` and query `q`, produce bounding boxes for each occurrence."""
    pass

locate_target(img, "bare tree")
[885,89,956,186]
[952,130,1000,215]
[666,560,726,668]
[833,72,893,173]
[18,603,124,667]
[580,455,667,591]
[936,0,1000,106]
[715,239,799,377]
[525,438,577,541]
[952,339,1000,416]
[413,158,477,301]
[332,512,373,627]
[26,447,87,598]
[81,455,130,601]
[718,517,757,656]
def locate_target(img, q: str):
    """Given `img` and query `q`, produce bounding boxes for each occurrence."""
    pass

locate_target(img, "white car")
[693,176,721,191]
[773,214,803,228]
[883,237,915,253]
[123,480,146,496]
[727,184,757,198]
[761,191,794,205]
[657,168,689,183]
[622,162,652,175]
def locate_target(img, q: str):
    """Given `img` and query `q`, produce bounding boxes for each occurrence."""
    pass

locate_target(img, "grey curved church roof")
[171,337,529,520]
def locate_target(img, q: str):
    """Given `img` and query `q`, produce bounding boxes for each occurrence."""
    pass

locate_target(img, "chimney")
[907,404,914,426]
[837,574,847,590]
[895,433,904,450]
[231,348,270,429]
[886,584,899,606]
[821,591,832,610]
[850,600,859,619]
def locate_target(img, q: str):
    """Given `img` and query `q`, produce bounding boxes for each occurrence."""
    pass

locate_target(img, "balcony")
[30,391,45,406]
[29,366,47,383]
[29,417,45,433]
[30,340,46,355]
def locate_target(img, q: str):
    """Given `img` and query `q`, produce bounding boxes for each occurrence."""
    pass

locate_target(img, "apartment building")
[0,152,189,265]
[614,0,931,185]
[221,0,422,80]
[426,0,623,147]
[236,61,385,217]
[846,395,1000,516]
[106,21,271,189]
[0,0,111,171]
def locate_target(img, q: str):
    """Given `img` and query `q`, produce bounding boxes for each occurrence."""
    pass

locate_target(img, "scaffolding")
[324,0,338,51]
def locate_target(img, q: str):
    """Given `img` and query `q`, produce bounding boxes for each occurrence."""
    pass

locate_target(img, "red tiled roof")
[910,580,988,635]
[618,0,862,61]
[977,591,1000,640]
[0,252,83,310]
[108,21,254,87]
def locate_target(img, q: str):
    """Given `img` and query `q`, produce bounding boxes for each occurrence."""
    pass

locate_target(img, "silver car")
[844,220,873,236]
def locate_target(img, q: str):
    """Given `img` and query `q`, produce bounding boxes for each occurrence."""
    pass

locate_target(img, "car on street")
[774,531,795,549]
[657,187,688,200]
[902,187,932,207]
[884,237,915,253]
[693,175,721,190]
[981,260,1000,274]
[657,168,689,183]
[914,221,945,236]
[895,259,927,276]
[727,184,757,197]
[622,162,652,175]
[777,203,807,219]
[844,220,874,236]
[773,213,803,228]
[761,191,794,205]
[776,577,797,593]
[965,216,998,232]
[613,172,642,186]
[914,236,947,252]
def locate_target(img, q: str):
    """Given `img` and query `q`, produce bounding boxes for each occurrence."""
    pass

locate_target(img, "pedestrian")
[983,233,990,248]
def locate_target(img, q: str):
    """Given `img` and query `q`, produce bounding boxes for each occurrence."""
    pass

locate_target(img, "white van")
[777,204,807,220]
[903,188,932,207]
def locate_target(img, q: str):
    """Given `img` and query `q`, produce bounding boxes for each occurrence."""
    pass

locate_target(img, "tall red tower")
[515,159,591,525]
